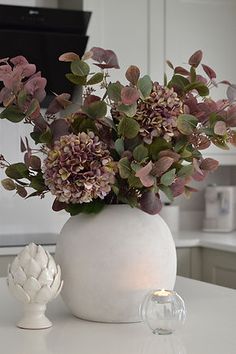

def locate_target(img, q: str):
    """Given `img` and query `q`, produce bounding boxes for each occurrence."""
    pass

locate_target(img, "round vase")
[55,205,177,323]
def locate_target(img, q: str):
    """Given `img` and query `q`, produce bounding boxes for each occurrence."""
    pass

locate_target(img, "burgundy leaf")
[58,52,80,62]
[197,135,211,150]
[104,49,120,69]
[200,158,219,171]
[188,50,203,68]
[219,80,231,85]
[140,190,162,215]
[135,161,154,187]
[121,86,140,105]
[151,157,174,177]
[90,47,106,63]
[125,65,140,85]
[24,151,31,167]
[84,94,101,107]
[202,64,216,79]
[50,119,70,142]
[52,198,67,212]
[171,178,185,197]
[46,93,71,115]
[29,155,41,170]
[195,75,207,84]
[214,121,227,136]
[158,150,180,162]
[174,66,189,76]
[16,185,27,198]
[91,47,120,69]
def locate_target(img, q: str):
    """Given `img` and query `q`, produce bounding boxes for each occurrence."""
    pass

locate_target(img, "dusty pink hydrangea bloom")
[42,132,115,204]
[135,82,183,144]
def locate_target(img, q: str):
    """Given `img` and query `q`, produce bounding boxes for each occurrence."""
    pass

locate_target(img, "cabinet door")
[202,248,236,289]
[176,248,191,277]
[165,0,236,164]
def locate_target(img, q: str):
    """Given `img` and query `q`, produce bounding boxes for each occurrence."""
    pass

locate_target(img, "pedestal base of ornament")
[56,205,177,323]
[17,304,52,330]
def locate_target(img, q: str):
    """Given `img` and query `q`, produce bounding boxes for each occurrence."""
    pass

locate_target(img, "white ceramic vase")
[55,205,177,323]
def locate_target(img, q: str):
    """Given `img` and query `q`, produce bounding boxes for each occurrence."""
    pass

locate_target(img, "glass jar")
[141,289,186,335]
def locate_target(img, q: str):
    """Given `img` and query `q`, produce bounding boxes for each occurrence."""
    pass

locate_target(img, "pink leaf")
[91,47,120,69]
[192,170,208,181]
[202,64,216,80]
[59,52,80,62]
[135,161,154,187]
[188,50,203,68]
[140,191,162,215]
[214,121,227,136]
[84,94,101,107]
[121,86,140,105]
[50,119,70,142]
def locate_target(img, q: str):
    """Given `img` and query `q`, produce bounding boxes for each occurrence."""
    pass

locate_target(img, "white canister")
[159,204,179,235]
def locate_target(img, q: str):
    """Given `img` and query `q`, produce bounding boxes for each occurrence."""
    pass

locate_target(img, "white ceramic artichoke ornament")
[7,243,63,329]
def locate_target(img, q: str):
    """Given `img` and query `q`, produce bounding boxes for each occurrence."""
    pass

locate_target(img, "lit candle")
[153,289,171,297]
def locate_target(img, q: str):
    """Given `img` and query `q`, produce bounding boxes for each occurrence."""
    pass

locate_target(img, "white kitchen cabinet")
[202,247,236,289]
[164,0,236,165]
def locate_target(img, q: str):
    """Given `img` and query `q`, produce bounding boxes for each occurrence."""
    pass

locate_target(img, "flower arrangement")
[1,48,236,215]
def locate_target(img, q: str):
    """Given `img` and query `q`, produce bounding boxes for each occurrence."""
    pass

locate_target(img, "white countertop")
[0,276,235,354]
[1,230,236,255]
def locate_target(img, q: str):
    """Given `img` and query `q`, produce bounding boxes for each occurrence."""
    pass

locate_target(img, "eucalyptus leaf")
[71,59,90,77]
[133,144,148,162]
[177,114,198,135]
[118,157,131,178]
[160,168,176,186]
[118,116,140,139]
[137,75,152,99]
[0,106,25,123]
[5,163,29,180]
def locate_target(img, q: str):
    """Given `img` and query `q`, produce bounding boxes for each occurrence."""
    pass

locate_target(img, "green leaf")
[30,132,41,144]
[149,137,171,160]
[39,128,53,144]
[114,138,124,156]
[128,173,143,188]
[107,82,122,102]
[87,72,104,85]
[117,102,137,117]
[17,90,27,109]
[177,114,198,135]
[159,185,174,202]
[174,136,188,152]
[0,106,25,123]
[160,168,176,186]
[29,174,45,192]
[82,101,107,119]
[177,164,194,178]
[180,148,192,158]
[5,163,29,180]
[190,66,196,83]
[70,59,90,77]
[118,157,131,178]
[66,199,105,215]
[168,75,189,91]
[118,116,140,139]
[26,98,40,117]
[66,73,87,85]
[72,116,97,134]
[185,82,209,96]
[137,75,152,99]
[133,144,148,162]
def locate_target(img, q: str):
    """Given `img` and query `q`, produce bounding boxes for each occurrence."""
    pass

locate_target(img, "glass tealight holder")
[140,289,186,335]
